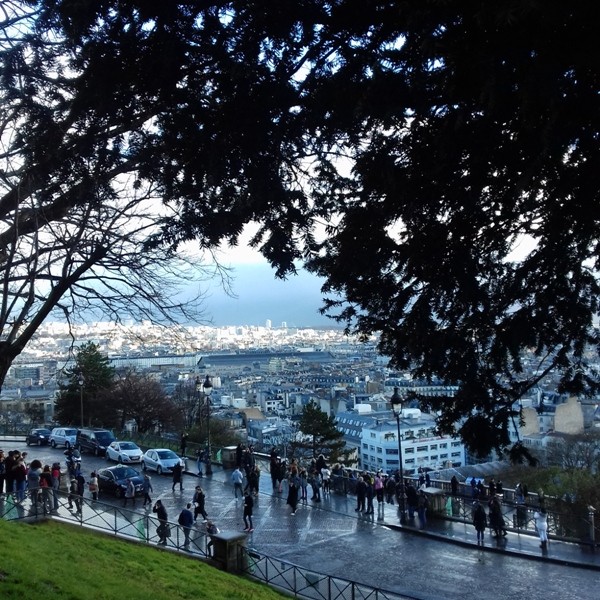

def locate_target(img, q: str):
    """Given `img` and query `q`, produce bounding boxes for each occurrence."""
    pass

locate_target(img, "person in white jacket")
[534,510,548,549]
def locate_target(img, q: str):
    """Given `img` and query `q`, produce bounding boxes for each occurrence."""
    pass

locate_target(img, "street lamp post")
[196,375,213,475]
[390,386,406,524]
[78,374,85,428]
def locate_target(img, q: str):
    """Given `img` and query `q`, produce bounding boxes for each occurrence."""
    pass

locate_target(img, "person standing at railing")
[88,471,99,502]
[142,473,153,507]
[0,449,6,494]
[51,462,61,511]
[534,509,548,549]
[450,475,459,497]
[472,500,487,544]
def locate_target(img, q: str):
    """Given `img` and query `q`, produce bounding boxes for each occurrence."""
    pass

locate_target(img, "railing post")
[588,505,596,548]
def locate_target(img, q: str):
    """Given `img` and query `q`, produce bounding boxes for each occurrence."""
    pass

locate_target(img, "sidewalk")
[196,464,600,573]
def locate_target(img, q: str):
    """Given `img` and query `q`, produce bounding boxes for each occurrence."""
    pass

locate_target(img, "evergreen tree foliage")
[54,343,116,428]
[2,2,598,459]
[293,400,349,463]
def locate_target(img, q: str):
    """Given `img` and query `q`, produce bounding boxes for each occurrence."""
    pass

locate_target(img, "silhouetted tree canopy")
[2,1,599,459]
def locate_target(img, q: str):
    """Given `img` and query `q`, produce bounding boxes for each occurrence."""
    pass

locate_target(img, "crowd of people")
[2,441,550,553]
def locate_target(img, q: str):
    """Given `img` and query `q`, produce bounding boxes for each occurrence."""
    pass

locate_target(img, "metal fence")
[240,548,417,600]
[0,490,418,600]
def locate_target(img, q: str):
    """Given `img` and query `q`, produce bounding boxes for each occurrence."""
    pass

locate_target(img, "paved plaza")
[2,439,598,600]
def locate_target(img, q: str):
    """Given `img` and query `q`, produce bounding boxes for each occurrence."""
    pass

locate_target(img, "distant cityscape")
[1,320,598,476]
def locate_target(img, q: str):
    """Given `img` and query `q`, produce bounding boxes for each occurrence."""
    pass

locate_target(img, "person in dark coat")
[355,476,367,512]
[180,433,188,457]
[287,467,300,515]
[488,495,506,538]
[193,485,208,521]
[405,481,418,519]
[172,461,184,492]
[153,499,169,545]
[451,475,459,496]
[472,501,487,543]
[243,491,254,532]
[178,503,194,548]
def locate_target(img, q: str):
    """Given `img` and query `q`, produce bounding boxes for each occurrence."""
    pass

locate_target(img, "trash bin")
[221,446,238,470]
[211,531,248,572]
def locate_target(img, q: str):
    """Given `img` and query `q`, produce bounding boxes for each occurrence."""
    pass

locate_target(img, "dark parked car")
[76,428,116,456]
[26,428,52,446]
[96,465,144,498]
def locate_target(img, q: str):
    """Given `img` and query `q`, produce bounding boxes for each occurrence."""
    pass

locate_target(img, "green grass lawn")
[0,519,288,600]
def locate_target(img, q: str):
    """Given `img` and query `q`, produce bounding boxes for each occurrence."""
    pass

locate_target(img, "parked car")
[26,428,52,446]
[76,428,116,456]
[141,448,185,475]
[50,427,78,449]
[96,465,144,498]
[105,441,143,464]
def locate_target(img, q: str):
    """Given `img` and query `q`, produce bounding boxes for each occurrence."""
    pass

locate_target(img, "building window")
[430,444,437,450]
[430,455,438,461]
[405,458,415,464]
[416,446,428,452]
[404,447,414,454]
[377,447,383,453]
[440,443,447,448]
[362,443,368,449]
[451,452,461,457]
[386,448,399,455]
[440,453,448,459]
[370,432,377,438]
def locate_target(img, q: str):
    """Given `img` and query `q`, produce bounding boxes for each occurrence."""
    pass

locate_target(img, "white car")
[105,441,143,464]
[141,448,185,475]
[50,427,78,449]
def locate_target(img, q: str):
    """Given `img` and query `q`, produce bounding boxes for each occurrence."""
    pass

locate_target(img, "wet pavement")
[2,439,599,600]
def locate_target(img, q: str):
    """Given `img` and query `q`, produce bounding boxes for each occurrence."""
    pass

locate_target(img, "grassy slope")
[0,519,287,600]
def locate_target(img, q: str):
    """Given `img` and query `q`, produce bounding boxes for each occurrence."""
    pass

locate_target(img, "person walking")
[142,473,153,507]
[153,499,169,545]
[180,432,188,457]
[178,503,195,549]
[243,490,254,532]
[193,485,208,521]
[123,478,136,508]
[206,520,220,557]
[287,467,300,515]
[534,509,549,549]
[172,460,184,492]
[232,467,244,499]
[68,477,81,512]
[88,471,99,502]
[472,500,487,544]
